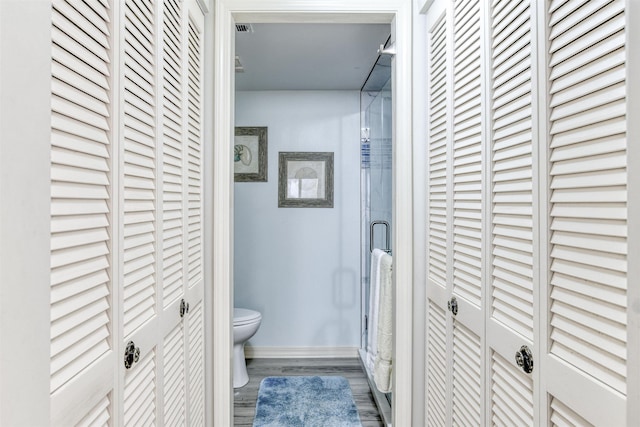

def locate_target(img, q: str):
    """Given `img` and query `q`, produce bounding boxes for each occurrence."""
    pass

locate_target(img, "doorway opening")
[210,4,414,425]
[232,21,390,424]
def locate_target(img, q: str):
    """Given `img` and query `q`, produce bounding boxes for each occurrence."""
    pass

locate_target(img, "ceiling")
[234,23,391,91]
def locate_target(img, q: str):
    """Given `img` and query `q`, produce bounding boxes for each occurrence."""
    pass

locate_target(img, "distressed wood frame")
[234,126,268,182]
[277,151,334,208]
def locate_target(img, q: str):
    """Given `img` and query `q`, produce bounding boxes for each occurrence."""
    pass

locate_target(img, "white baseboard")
[244,346,360,359]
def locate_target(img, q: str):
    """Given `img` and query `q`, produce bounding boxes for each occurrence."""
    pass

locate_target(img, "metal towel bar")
[370,220,391,254]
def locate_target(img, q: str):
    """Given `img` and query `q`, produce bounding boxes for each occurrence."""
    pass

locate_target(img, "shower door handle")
[370,220,390,253]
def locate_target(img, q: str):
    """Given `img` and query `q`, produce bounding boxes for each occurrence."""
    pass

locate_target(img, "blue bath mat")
[253,376,362,427]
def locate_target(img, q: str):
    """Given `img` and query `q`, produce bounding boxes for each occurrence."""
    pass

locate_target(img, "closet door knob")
[180,298,188,318]
[515,345,534,374]
[124,341,140,369]
[447,297,458,316]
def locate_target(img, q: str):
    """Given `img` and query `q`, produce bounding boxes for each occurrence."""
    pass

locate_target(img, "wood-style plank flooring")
[233,358,384,426]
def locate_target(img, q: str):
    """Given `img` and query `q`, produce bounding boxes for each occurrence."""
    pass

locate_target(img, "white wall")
[0,2,52,424]
[234,91,362,349]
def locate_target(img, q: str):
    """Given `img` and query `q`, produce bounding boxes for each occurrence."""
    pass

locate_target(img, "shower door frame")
[210,1,415,426]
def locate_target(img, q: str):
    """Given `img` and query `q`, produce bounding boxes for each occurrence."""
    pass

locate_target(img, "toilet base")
[233,343,249,388]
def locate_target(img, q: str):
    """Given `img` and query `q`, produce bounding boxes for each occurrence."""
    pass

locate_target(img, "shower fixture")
[377,43,395,56]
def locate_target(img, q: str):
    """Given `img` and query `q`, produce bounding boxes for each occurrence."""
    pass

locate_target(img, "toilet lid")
[234,308,261,326]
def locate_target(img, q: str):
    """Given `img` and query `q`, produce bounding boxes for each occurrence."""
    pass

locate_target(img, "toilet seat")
[234,308,261,326]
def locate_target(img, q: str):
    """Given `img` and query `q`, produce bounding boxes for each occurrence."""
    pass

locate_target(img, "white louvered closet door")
[425,1,451,424]
[160,0,188,425]
[50,1,115,425]
[183,1,205,424]
[50,0,205,425]
[425,0,486,425]
[120,0,204,425]
[543,0,627,425]
[486,0,539,425]
[120,0,161,424]
[450,0,484,424]
[424,0,634,424]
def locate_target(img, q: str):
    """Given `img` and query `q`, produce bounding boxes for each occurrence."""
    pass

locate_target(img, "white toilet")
[233,308,262,388]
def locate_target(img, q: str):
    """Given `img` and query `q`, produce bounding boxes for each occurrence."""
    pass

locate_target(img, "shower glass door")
[360,53,392,357]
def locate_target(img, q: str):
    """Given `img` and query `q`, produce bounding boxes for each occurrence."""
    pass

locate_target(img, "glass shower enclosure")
[359,49,392,426]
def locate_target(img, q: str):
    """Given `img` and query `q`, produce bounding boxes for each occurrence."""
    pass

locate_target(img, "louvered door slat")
[188,301,205,425]
[51,114,110,147]
[554,294,624,338]
[551,314,625,360]
[51,22,110,75]
[52,80,109,117]
[50,0,112,402]
[492,16,529,64]
[491,351,533,426]
[123,0,156,338]
[551,103,624,138]
[551,139,626,167]
[426,302,447,426]
[452,323,481,426]
[428,13,449,287]
[51,165,110,188]
[492,1,528,51]
[75,395,111,427]
[186,17,203,289]
[52,8,110,58]
[51,2,110,48]
[122,109,155,142]
[161,0,185,303]
[164,324,186,426]
[489,0,534,341]
[549,0,586,21]
[549,396,594,427]
[492,30,531,74]
[550,73,624,114]
[127,2,154,42]
[53,44,110,92]
[550,2,622,55]
[453,0,482,307]
[550,33,624,78]
[124,351,156,426]
[51,310,109,364]
[51,129,109,160]
[52,93,110,131]
[548,0,627,396]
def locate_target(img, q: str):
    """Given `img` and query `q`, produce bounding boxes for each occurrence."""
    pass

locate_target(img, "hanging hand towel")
[366,248,386,372]
[374,252,393,393]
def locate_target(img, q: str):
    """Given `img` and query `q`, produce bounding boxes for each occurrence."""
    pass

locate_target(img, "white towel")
[366,249,386,372]
[374,252,392,393]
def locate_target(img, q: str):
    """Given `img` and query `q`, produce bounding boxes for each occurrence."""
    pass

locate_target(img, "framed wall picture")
[234,127,268,182]
[278,152,334,208]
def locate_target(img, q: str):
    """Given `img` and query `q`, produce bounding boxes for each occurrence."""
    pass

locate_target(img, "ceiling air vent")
[235,23,253,32]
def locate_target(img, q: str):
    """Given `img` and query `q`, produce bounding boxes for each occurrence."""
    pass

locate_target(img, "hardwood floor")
[233,358,384,426]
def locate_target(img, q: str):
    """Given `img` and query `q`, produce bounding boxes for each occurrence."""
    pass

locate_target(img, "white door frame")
[209,1,414,425]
